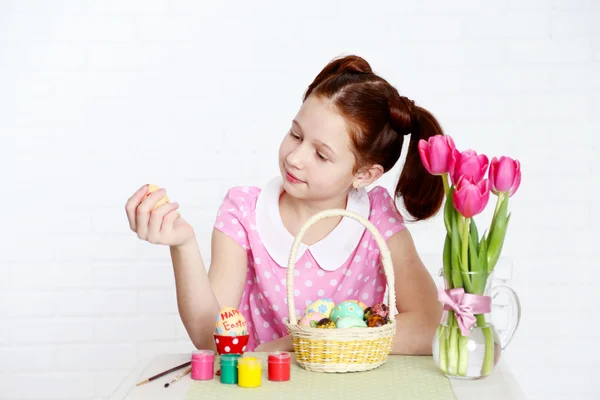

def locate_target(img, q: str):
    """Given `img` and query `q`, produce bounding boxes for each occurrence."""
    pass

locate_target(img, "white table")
[110,353,526,400]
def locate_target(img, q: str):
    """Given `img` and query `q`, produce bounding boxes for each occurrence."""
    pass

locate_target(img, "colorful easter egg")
[215,307,247,336]
[371,302,390,319]
[330,300,365,323]
[299,312,327,327]
[336,316,368,329]
[315,318,336,329]
[304,298,335,317]
[367,314,386,327]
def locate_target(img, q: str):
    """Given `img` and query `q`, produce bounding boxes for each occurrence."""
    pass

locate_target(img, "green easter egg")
[336,316,368,329]
[330,300,365,322]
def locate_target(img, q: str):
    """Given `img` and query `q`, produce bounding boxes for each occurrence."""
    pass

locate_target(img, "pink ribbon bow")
[438,288,492,336]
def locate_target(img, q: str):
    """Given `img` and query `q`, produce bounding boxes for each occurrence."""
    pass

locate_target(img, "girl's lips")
[285,171,304,184]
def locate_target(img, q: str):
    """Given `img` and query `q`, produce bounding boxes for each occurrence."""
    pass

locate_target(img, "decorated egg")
[304,298,335,317]
[315,318,336,329]
[367,314,386,327]
[299,312,327,327]
[215,307,247,336]
[371,302,390,319]
[145,184,169,210]
[336,316,368,329]
[330,300,365,323]
[349,300,368,310]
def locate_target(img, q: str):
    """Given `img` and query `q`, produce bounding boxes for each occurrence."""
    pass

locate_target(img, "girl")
[125,55,444,355]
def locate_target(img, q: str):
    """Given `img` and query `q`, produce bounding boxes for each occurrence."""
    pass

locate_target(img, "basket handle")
[286,208,396,325]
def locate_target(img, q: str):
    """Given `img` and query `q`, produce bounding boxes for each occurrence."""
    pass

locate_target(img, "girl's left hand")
[254,335,293,353]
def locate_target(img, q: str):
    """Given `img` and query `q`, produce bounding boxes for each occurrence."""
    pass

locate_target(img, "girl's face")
[278,95,358,201]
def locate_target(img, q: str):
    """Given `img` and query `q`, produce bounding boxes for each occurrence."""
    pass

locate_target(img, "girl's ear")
[353,164,384,190]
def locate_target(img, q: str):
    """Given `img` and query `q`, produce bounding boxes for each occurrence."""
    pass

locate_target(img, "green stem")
[442,173,451,197]
[437,325,448,373]
[461,218,469,272]
[460,217,473,293]
[492,192,505,220]
[447,312,459,376]
[457,333,469,376]
[477,314,494,376]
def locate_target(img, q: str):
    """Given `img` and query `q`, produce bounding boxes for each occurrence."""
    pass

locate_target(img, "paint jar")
[191,350,215,380]
[237,357,262,388]
[268,351,291,381]
[220,354,241,384]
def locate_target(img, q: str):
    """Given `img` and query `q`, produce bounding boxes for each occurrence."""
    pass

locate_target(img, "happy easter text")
[220,309,247,332]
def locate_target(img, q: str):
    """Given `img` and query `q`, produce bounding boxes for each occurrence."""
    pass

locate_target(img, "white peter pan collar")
[255,176,371,271]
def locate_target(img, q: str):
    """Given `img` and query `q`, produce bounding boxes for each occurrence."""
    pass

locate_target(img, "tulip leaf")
[468,230,480,292]
[443,234,452,288]
[476,236,488,295]
[479,229,487,249]
[470,218,479,250]
[488,195,508,244]
[487,195,509,270]
[488,213,511,270]
[450,209,463,288]
[444,187,455,235]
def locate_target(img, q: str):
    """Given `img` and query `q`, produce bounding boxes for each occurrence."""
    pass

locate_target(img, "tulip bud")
[452,176,490,218]
[450,149,489,185]
[489,156,521,197]
[418,135,456,175]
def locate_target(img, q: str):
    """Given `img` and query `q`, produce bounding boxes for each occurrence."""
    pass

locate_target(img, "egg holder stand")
[213,334,250,376]
[285,208,397,373]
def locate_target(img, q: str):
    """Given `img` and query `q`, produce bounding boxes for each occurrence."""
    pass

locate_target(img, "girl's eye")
[316,152,327,161]
[290,131,301,140]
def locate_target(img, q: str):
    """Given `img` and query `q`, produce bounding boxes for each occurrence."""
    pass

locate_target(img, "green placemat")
[185,353,456,400]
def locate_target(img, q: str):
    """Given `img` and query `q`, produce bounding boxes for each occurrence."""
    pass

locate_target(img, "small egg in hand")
[145,184,169,210]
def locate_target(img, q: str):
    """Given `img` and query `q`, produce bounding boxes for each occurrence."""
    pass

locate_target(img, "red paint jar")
[268,351,291,381]
[191,350,215,380]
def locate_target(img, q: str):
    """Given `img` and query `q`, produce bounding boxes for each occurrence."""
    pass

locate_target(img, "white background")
[1,1,598,399]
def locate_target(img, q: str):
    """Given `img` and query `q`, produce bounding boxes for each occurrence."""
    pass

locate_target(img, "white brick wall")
[1,1,598,399]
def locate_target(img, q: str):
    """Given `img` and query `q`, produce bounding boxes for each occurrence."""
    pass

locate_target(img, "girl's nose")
[286,145,306,170]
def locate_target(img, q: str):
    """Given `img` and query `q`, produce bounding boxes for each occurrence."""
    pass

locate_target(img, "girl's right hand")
[125,185,196,247]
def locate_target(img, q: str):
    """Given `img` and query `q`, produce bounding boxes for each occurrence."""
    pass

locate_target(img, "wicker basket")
[284,208,397,373]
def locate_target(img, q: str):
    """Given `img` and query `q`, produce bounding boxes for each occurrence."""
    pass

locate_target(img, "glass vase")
[432,270,521,379]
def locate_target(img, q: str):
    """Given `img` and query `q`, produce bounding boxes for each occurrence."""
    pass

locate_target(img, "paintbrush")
[135,361,191,386]
[164,366,192,388]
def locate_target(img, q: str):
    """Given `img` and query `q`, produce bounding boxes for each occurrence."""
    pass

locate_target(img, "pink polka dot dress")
[213,177,405,351]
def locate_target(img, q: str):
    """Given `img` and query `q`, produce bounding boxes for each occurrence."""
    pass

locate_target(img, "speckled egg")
[371,302,390,319]
[367,314,386,327]
[336,316,368,329]
[304,298,335,318]
[215,307,247,336]
[330,301,365,323]
[315,318,336,329]
[299,312,327,327]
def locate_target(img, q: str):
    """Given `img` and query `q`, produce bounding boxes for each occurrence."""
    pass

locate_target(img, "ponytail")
[390,96,445,221]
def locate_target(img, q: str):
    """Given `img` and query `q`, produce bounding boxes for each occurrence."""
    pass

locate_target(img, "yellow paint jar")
[237,357,262,388]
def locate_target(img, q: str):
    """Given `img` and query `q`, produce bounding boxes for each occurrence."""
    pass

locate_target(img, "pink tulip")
[418,135,456,175]
[489,156,521,197]
[452,176,490,218]
[450,149,489,185]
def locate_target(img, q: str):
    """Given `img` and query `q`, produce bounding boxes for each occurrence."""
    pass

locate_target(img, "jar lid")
[191,350,214,361]
[237,356,261,367]
[268,351,291,363]
[220,353,241,365]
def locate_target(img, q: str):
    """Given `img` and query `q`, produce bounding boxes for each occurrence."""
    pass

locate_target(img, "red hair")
[304,55,444,221]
